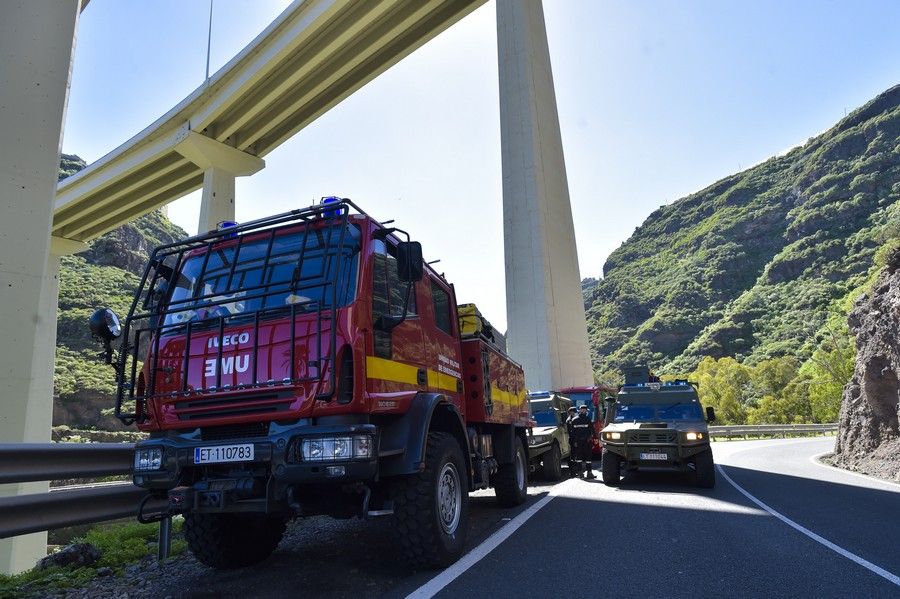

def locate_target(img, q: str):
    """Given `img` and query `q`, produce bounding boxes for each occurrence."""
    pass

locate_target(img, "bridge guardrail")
[0,442,169,557]
[708,423,838,439]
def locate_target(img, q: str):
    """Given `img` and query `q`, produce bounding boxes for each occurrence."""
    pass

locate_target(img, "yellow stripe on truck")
[366,356,460,393]
[366,356,419,386]
[427,370,458,393]
[491,384,524,407]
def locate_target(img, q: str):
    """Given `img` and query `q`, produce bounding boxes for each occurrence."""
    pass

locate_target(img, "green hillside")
[586,84,900,382]
[54,155,186,429]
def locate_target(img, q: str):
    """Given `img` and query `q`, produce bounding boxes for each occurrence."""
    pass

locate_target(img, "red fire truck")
[89,199,530,569]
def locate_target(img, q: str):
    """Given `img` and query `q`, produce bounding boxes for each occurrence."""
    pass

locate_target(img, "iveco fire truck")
[89,199,530,569]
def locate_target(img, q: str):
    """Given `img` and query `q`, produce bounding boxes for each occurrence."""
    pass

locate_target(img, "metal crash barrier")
[0,443,171,559]
[709,423,838,439]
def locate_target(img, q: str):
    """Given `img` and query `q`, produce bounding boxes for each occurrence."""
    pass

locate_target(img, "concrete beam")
[174,130,265,233]
[50,235,89,256]
[497,0,594,391]
[174,129,264,175]
[0,0,81,574]
[197,167,236,233]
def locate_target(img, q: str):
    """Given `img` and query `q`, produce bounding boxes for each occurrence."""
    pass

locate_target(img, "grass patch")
[0,518,185,598]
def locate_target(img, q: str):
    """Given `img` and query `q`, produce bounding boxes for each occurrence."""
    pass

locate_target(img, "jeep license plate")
[640,452,667,461]
[194,444,254,464]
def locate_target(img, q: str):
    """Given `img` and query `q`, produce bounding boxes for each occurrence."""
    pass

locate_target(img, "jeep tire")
[693,449,716,488]
[494,437,528,507]
[541,443,563,481]
[601,449,621,486]
[183,512,286,569]
[392,432,470,568]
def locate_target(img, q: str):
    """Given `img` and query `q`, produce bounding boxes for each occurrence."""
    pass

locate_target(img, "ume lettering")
[204,354,250,377]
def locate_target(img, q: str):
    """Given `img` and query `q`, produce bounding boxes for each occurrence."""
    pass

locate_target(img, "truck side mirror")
[706,406,716,423]
[89,308,122,365]
[396,241,423,282]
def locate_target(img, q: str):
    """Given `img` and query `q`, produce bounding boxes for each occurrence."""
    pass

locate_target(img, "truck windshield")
[614,400,704,422]
[162,224,361,327]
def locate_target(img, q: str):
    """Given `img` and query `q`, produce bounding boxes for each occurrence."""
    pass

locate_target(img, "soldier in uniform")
[570,404,596,479]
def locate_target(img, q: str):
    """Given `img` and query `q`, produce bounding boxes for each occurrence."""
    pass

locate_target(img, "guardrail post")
[158,516,171,561]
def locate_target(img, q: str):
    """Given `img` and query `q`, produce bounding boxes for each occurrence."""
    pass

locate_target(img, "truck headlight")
[300,435,374,461]
[353,435,372,458]
[134,447,163,472]
[685,432,703,441]
[529,435,549,445]
[604,432,621,441]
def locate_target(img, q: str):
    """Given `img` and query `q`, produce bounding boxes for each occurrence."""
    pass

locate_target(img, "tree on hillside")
[689,357,749,424]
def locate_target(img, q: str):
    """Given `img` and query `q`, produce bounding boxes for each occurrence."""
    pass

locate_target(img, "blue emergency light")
[321,196,341,218]
[216,220,238,239]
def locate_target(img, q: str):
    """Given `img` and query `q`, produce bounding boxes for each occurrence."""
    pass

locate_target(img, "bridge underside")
[54,0,486,242]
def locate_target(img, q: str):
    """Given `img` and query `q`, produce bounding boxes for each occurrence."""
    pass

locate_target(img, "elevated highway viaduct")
[1,0,593,572]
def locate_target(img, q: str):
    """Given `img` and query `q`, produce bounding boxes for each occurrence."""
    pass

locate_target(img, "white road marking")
[717,464,900,587]
[405,480,574,599]
[808,451,900,490]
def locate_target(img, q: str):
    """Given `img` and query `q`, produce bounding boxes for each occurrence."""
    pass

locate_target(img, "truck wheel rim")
[438,462,461,535]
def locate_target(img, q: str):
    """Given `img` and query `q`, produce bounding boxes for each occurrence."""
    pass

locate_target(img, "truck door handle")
[417,368,427,386]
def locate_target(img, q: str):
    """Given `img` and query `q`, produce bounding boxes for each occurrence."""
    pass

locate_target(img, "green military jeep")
[600,367,717,488]
[526,392,573,481]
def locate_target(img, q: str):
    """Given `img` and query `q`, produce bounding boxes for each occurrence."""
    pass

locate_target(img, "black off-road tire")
[183,513,286,569]
[391,432,470,568]
[601,449,621,486]
[541,443,563,481]
[693,449,716,488]
[494,437,528,507]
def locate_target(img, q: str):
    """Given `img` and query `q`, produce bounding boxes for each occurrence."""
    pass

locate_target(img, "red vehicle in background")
[556,385,617,455]
[90,199,530,570]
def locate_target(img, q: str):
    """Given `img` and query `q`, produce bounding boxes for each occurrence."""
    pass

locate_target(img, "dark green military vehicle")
[600,367,716,488]
[526,392,573,481]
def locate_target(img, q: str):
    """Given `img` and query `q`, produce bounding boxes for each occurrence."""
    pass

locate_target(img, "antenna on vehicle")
[427,259,441,265]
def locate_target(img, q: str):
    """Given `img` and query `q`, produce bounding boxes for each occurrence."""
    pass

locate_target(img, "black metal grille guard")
[113,199,365,426]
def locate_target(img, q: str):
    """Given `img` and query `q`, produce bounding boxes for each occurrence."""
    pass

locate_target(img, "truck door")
[367,238,426,397]
[420,276,463,408]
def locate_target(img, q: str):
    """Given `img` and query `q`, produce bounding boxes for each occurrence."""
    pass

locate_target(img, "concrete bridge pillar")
[174,130,264,233]
[496,0,594,391]
[0,0,83,574]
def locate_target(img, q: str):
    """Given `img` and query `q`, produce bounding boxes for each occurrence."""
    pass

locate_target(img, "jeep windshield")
[614,399,704,422]
[531,409,558,427]
[161,223,361,327]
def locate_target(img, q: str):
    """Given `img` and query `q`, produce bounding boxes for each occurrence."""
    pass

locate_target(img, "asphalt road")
[80,438,900,598]
[402,437,900,599]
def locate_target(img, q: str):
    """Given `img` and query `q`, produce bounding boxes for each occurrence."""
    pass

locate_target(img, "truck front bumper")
[133,422,379,513]
[602,442,708,467]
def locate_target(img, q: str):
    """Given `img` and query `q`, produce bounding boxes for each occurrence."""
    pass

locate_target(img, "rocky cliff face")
[834,250,900,481]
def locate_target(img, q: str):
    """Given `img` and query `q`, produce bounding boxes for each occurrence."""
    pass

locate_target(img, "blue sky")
[62,0,900,330]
